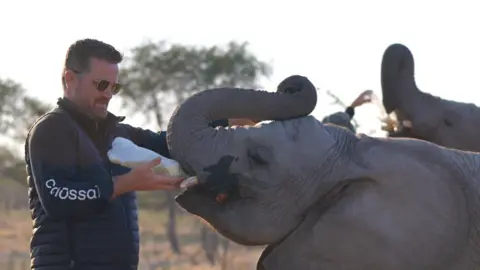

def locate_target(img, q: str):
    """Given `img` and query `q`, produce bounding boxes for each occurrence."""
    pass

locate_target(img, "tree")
[119,40,272,257]
[0,145,27,186]
[119,40,272,128]
[0,78,51,141]
[0,77,52,186]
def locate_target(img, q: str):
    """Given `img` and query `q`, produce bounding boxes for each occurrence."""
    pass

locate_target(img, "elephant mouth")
[180,176,199,188]
[175,185,210,205]
[380,111,413,134]
[174,185,225,221]
[384,119,413,136]
[384,117,427,140]
[176,182,225,204]
[381,111,427,140]
[175,172,246,212]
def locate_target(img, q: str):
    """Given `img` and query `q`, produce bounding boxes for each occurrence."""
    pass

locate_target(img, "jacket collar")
[57,97,125,133]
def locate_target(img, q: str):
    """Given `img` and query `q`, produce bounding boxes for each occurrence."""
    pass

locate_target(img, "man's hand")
[112,158,185,199]
[228,118,259,126]
[350,90,374,108]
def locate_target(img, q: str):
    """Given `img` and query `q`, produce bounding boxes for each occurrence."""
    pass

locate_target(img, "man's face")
[66,58,121,119]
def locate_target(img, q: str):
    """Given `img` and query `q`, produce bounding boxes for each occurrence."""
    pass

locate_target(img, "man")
[322,89,373,132]
[24,38,231,270]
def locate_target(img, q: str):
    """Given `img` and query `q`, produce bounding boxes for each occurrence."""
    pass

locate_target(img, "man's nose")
[102,87,114,99]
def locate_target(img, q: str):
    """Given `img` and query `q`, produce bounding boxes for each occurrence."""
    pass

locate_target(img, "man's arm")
[27,114,115,220]
[346,89,373,119]
[122,125,170,158]
[345,106,355,119]
[123,119,230,159]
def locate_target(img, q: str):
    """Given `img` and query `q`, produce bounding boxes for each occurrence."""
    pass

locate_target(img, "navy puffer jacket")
[25,98,230,270]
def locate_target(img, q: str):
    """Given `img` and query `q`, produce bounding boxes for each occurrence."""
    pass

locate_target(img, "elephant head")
[166,75,343,263]
[381,43,480,151]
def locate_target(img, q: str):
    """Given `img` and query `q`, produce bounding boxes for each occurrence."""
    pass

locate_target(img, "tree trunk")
[151,94,181,254]
[200,225,219,265]
[166,190,181,254]
[220,237,230,270]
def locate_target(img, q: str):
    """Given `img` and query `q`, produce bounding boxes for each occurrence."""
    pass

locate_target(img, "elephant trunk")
[381,43,447,135]
[166,75,317,176]
[381,43,422,114]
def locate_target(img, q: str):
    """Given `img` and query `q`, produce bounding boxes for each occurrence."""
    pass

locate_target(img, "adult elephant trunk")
[381,43,441,137]
[381,43,421,115]
[166,75,317,178]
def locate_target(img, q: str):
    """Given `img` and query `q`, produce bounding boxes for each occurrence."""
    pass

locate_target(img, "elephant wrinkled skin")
[381,43,480,152]
[166,75,480,269]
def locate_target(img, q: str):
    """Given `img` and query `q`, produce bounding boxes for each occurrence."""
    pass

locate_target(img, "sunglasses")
[69,69,122,95]
[92,79,122,95]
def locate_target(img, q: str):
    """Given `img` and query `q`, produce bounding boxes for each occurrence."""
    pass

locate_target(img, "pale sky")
[1,0,479,142]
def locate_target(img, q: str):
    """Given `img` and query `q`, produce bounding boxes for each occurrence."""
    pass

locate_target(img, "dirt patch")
[0,208,263,269]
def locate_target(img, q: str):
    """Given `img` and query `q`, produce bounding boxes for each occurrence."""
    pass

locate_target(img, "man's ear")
[64,70,78,90]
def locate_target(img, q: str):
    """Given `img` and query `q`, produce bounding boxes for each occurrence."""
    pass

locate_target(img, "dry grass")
[0,205,263,270]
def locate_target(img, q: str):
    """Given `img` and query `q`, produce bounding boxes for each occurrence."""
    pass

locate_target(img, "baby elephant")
[165,75,480,270]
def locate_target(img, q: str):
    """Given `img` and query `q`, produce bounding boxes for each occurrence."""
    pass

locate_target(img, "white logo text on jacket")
[45,179,100,200]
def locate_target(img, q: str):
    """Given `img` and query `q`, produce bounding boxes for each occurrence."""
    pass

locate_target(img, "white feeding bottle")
[108,137,202,186]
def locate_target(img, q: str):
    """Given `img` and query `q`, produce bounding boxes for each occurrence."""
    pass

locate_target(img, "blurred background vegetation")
[0,39,363,270]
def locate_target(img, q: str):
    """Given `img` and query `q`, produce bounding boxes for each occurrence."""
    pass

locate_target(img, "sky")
[1,0,479,144]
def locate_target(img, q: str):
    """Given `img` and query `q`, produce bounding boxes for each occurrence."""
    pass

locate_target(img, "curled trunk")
[166,75,317,176]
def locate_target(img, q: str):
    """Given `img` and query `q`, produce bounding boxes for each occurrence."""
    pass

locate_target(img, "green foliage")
[119,40,272,127]
[0,144,28,188]
[0,78,52,186]
[0,78,52,142]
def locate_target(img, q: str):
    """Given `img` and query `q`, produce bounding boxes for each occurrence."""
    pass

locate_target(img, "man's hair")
[62,38,123,90]
[322,111,356,133]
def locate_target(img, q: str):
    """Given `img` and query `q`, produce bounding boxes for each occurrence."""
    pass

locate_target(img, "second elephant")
[381,43,480,152]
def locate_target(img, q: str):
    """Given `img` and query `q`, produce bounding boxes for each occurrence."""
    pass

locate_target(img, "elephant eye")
[443,118,453,127]
[247,148,269,166]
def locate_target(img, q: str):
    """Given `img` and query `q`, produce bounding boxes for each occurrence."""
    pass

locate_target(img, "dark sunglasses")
[92,79,122,95]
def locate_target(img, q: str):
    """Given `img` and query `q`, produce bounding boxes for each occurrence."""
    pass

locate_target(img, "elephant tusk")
[180,176,199,189]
